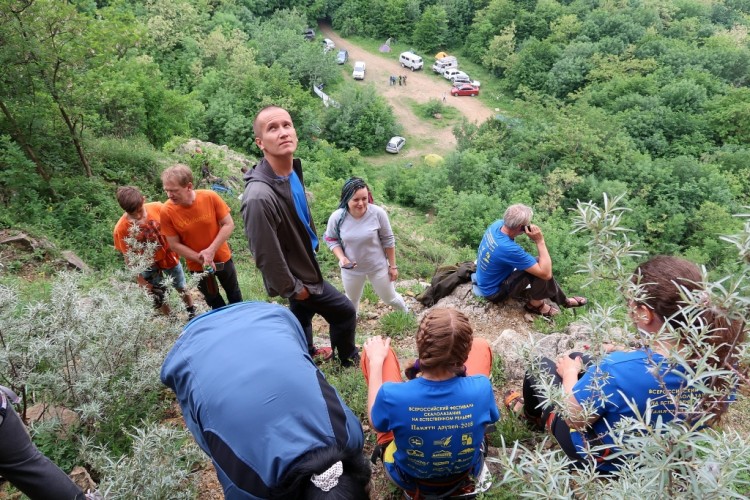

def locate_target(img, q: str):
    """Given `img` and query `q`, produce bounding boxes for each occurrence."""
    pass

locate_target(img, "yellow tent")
[424,154,444,167]
[435,51,449,60]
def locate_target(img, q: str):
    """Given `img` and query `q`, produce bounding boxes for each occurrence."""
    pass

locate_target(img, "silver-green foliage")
[0,272,181,427]
[492,197,750,496]
[83,423,204,499]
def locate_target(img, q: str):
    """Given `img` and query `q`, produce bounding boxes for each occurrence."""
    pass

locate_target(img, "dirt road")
[319,24,495,159]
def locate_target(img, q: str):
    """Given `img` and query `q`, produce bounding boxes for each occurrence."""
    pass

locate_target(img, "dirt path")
[319,24,495,159]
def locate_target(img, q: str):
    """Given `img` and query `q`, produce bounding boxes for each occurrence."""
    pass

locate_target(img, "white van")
[399,51,423,71]
[432,56,458,74]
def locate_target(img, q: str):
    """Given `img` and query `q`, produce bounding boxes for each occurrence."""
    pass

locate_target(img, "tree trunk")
[55,101,92,177]
[0,99,51,182]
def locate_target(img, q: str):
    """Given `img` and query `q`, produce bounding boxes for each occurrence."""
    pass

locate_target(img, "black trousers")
[522,353,592,463]
[195,258,243,309]
[0,403,85,500]
[289,281,357,365]
[486,270,568,306]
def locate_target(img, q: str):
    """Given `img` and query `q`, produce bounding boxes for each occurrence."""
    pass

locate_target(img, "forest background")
[1,0,750,497]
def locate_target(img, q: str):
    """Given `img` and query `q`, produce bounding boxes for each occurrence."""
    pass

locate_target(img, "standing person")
[161,302,371,499]
[402,74,407,86]
[398,75,402,86]
[506,256,746,473]
[474,203,586,317]
[324,177,407,314]
[113,186,195,318]
[160,164,243,309]
[0,386,87,500]
[362,309,499,497]
[241,106,358,366]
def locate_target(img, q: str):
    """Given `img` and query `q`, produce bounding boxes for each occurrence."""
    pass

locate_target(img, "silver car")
[386,136,406,154]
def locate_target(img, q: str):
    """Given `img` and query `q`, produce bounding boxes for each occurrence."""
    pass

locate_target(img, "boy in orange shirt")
[160,164,243,309]
[113,186,195,317]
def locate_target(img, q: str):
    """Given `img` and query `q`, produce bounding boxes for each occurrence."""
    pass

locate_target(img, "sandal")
[564,296,588,308]
[524,302,560,317]
[503,390,524,414]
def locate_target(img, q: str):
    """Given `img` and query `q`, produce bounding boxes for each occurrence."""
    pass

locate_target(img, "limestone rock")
[61,250,91,273]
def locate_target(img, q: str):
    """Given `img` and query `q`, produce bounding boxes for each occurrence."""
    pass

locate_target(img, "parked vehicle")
[303,28,315,40]
[322,38,335,53]
[443,68,468,81]
[352,61,366,80]
[432,56,458,74]
[451,84,480,97]
[386,136,406,153]
[399,51,424,71]
[336,49,349,64]
[452,74,481,87]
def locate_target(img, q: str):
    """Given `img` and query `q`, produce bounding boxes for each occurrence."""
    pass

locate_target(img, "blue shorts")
[141,263,187,290]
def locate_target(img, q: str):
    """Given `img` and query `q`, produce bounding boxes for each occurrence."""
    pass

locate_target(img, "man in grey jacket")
[241,106,358,366]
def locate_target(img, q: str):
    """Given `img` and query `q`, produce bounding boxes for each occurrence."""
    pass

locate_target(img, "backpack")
[416,261,476,307]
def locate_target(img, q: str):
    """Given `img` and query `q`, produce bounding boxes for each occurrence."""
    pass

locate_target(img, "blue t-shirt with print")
[289,171,318,252]
[372,375,499,490]
[475,220,537,297]
[571,350,691,471]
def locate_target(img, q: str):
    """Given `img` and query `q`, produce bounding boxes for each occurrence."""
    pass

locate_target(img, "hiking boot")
[311,346,334,364]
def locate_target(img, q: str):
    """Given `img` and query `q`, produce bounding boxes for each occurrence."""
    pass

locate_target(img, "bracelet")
[389,265,398,269]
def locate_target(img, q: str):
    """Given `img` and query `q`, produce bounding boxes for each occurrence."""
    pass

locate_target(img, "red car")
[451,84,480,97]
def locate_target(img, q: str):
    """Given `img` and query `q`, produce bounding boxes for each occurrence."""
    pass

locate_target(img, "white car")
[444,70,469,82]
[352,61,366,80]
[322,38,335,53]
[386,136,406,154]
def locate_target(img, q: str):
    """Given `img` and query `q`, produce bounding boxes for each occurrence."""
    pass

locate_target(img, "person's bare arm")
[523,225,552,280]
[364,336,391,429]
[384,246,398,281]
[557,355,599,430]
[198,214,234,269]
[165,235,202,266]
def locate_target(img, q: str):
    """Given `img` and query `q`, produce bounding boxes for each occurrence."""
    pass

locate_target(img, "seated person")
[161,302,371,499]
[474,203,586,317]
[362,309,499,497]
[507,256,746,472]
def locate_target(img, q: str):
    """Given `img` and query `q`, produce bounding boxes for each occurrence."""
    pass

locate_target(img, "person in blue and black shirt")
[161,302,371,499]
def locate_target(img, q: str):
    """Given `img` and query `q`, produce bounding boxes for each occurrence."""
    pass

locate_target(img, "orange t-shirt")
[159,190,232,271]
[113,202,180,270]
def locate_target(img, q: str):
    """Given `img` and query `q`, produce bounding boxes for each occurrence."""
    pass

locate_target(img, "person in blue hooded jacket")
[161,302,371,499]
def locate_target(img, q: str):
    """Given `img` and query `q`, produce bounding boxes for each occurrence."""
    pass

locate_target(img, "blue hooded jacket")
[161,302,364,499]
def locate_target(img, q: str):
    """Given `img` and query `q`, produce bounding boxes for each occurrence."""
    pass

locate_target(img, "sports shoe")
[311,346,334,364]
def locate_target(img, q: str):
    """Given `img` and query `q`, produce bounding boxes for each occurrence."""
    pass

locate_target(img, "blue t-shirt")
[161,302,364,499]
[372,375,500,490]
[289,171,319,252]
[571,350,691,472]
[475,220,537,296]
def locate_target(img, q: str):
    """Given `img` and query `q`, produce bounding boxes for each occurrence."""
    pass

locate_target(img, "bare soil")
[319,24,495,159]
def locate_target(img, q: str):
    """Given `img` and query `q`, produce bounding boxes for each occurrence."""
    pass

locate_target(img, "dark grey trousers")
[0,403,84,499]
[485,270,568,306]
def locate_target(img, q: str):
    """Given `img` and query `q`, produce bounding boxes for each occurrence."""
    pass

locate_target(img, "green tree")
[321,85,398,153]
[412,5,450,53]
[482,23,516,76]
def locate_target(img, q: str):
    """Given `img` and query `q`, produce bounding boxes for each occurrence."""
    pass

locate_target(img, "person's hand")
[364,336,391,366]
[294,286,310,301]
[198,248,217,270]
[388,266,398,281]
[339,257,355,269]
[526,224,544,243]
[556,354,583,379]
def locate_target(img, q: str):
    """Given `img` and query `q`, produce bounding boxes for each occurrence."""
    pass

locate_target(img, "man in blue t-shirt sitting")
[474,204,586,317]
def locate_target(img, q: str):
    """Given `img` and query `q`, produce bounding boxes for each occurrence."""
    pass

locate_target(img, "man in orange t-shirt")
[113,186,195,317]
[160,164,243,309]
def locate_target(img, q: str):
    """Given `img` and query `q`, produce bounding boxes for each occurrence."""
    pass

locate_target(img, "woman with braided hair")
[508,255,746,473]
[324,177,407,314]
[362,309,499,498]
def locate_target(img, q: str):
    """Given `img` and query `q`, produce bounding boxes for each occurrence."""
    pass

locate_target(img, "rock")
[70,466,97,493]
[0,232,35,250]
[61,250,91,273]
[491,329,530,381]
[26,403,80,430]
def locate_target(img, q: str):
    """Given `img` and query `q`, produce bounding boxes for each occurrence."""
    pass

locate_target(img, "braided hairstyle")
[633,255,746,420]
[405,309,473,379]
[333,177,372,252]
